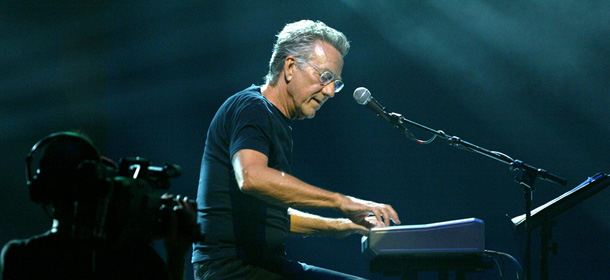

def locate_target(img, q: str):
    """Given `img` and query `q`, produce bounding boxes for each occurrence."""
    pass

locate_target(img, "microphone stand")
[383,111,567,280]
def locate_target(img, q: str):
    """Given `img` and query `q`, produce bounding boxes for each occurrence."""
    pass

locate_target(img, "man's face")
[287,41,344,120]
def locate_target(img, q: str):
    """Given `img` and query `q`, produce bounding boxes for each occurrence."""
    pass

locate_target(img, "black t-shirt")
[192,85,293,264]
[1,231,169,280]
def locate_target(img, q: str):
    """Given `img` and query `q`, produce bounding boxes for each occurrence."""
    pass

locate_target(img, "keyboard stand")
[369,254,493,280]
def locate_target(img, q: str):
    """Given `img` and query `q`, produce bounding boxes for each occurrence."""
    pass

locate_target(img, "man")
[192,20,401,279]
[1,132,195,280]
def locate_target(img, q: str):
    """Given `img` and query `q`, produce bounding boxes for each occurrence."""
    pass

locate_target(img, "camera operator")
[0,131,196,280]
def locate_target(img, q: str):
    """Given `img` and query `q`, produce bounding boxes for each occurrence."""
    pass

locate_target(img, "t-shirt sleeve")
[229,101,272,159]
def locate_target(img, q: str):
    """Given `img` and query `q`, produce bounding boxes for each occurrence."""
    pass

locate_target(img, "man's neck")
[261,83,292,119]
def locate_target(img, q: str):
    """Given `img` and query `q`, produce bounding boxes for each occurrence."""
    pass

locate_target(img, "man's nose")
[322,82,336,98]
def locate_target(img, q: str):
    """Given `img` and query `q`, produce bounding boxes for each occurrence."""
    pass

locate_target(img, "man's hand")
[162,194,197,254]
[161,194,197,280]
[338,196,401,227]
[329,216,385,239]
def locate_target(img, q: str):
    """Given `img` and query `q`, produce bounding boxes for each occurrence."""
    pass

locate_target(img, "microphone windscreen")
[353,87,371,105]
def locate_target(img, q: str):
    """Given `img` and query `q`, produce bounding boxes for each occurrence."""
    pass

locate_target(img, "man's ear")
[283,56,297,83]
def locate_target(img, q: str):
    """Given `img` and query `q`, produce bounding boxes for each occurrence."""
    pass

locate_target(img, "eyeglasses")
[296,59,344,93]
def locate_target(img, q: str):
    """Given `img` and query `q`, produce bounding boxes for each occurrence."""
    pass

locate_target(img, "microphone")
[353,87,393,123]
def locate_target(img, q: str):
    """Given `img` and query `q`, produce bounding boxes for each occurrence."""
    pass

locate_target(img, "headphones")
[25,131,102,205]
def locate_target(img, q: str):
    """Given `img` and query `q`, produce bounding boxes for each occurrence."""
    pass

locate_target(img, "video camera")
[26,132,202,245]
[104,157,199,244]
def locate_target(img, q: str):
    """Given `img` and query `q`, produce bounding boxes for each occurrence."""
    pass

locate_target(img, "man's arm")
[232,149,401,227]
[288,208,383,238]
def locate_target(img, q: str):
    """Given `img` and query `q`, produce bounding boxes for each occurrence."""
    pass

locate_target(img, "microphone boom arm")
[385,110,566,187]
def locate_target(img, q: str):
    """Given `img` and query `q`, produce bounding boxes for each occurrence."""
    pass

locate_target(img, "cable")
[485,250,523,280]
[388,112,438,144]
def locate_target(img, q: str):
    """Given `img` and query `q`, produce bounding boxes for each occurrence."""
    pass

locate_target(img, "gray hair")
[264,20,350,85]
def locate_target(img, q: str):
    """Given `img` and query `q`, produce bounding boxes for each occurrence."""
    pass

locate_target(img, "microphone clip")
[387,112,404,126]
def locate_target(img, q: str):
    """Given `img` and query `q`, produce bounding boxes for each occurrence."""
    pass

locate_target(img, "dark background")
[2,1,609,279]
